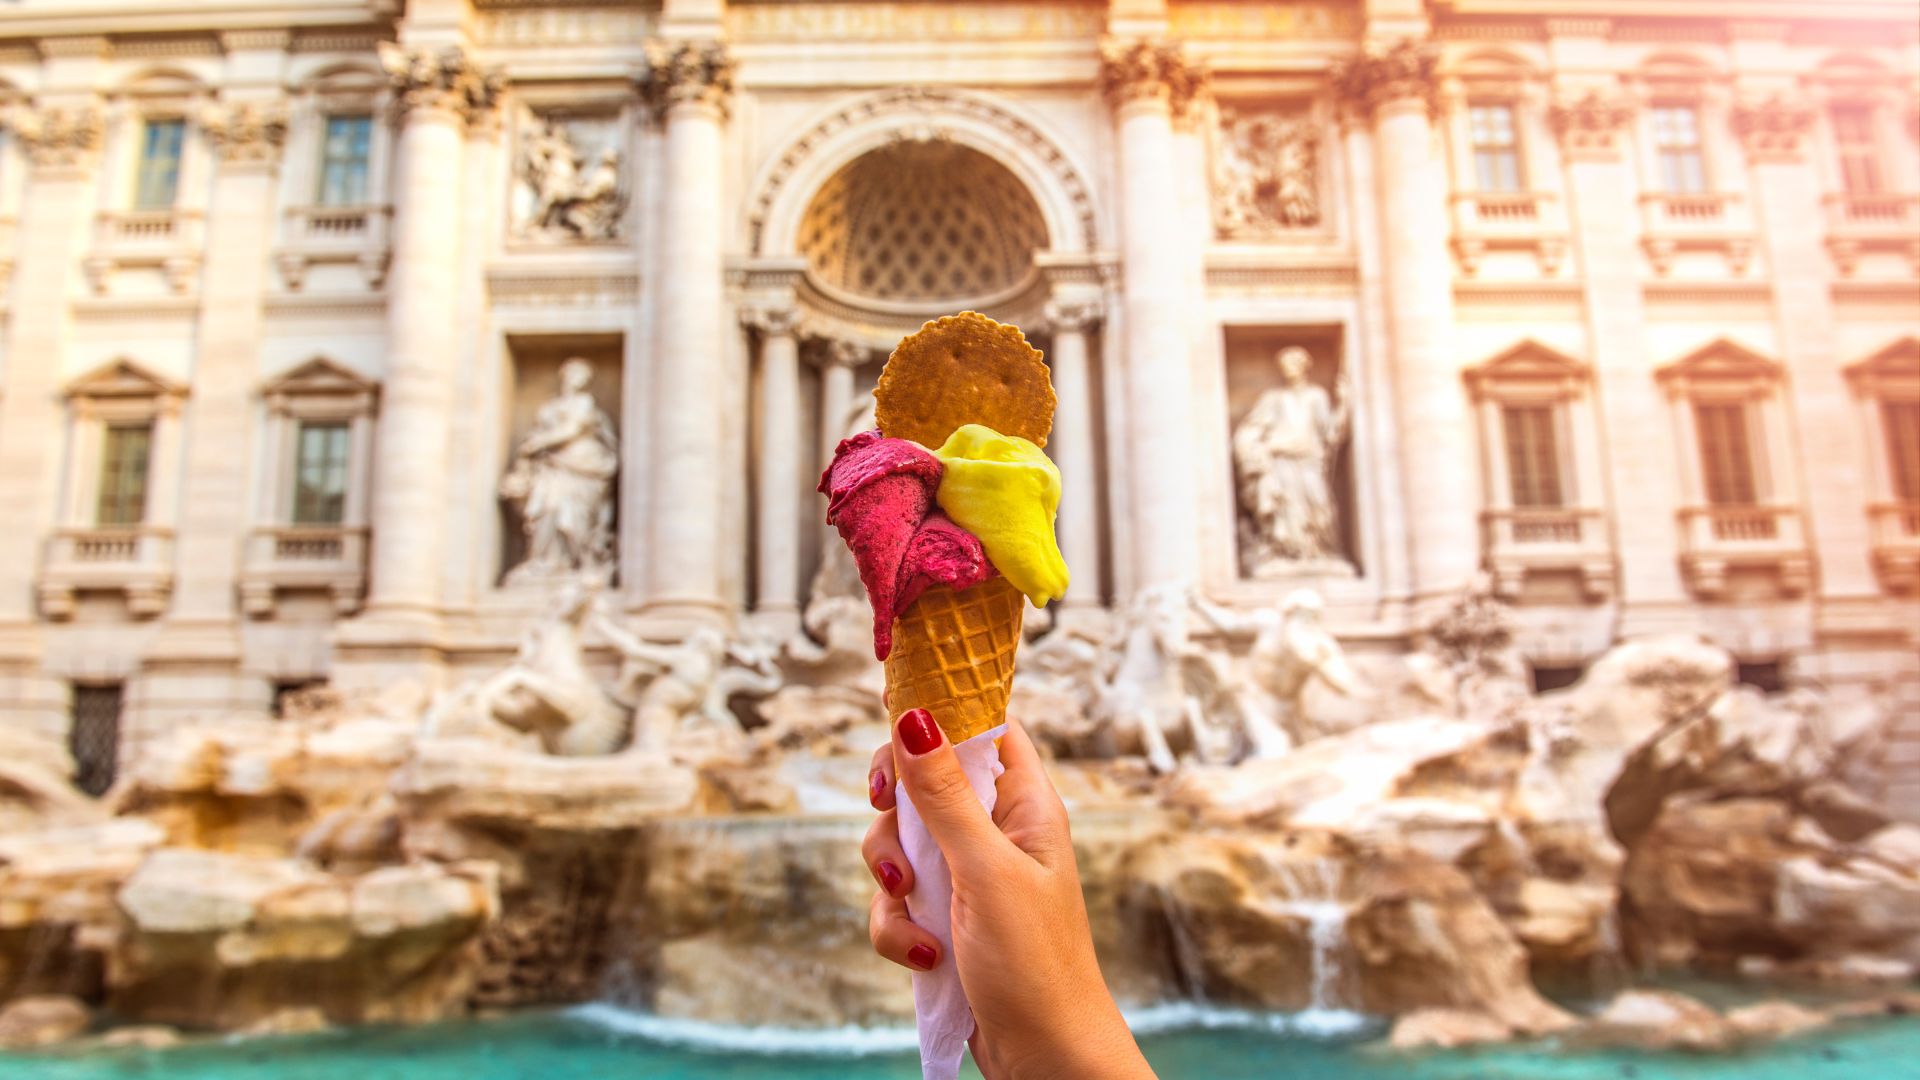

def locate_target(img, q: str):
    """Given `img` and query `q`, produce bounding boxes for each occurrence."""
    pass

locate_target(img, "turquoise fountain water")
[4,1005,1917,1080]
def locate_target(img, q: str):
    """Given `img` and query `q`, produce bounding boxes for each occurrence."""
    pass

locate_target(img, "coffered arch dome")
[797,140,1048,305]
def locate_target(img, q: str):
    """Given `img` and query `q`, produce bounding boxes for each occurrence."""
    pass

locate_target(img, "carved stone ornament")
[1043,298,1101,333]
[1548,92,1635,159]
[1212,109,1321,236]
[1333,40,1437,117]
[642,40,735,119]
[1729,96,1817,163]
[377,43,502,127]
[1097,38,1208,120]
[201,102,289,165]
[739,304,804,338]
[7,106,103,170]
[517,115,625,242]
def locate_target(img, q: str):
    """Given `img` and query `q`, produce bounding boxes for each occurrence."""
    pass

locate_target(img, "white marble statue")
[1213,111,1321,236]
[598,622,785,751]
[521,117,624,241]
[422,583,630,756]
[1191,588,1363,759]
[499,359,619,586]
[1089,582,1235,774]
[1232,346,1352,575]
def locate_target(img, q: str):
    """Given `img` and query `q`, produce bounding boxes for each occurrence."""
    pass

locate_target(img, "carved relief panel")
[510,107,627,244]
[1211,104,1323,238]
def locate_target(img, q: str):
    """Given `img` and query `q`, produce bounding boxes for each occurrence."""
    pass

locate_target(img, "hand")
[863,711,1157,1080]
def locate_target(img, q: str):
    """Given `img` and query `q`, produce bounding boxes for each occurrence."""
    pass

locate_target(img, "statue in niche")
[521,116,624,241]
[1232,346,1351,575]
[499,359,619,586]
[1191,588,1362,759]
[1213,110,1321,236]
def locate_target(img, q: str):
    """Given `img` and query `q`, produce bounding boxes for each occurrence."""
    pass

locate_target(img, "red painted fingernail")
[898,709,941,756]
[869,770,887,808]
[907,943,937,970]
[878,861,904,896]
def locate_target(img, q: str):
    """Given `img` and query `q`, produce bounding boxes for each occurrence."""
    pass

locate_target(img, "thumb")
[892,708,1013,878]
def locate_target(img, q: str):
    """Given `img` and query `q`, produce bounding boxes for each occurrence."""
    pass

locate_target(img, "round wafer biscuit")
[874,311,1055,450]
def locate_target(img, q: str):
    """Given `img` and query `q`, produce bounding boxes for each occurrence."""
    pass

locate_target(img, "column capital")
[642,39,735,121]
[822,338,867,370]
[1730,95,1816,164]
[378,43,502,129]
[1044,297,1104,333]
[739,303,803,338]
[201,101,289,168]
[1548,90,1636,160]
[7,104,103,173]
[1098,37,1207,122]
[1333,39,1437,120]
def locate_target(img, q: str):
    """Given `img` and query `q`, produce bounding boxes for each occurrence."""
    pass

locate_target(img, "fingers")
[861,808,914,899]
[867,741,895,811]
[891,708,1013,878]
[991,720,1074,868]
[868,890,939,972]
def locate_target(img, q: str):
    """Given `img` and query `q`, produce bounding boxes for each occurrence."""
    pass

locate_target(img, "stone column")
[1100,38,1207,590]
[1547,73,1692,632]
[1336,42,1476,605]
[1733,97,1876,603]
[143,83,290,723]
[1044,298,1106,613]
[0,98,103,733]
[642,40,733,624]
[743,304,803,625]
[817,338,864,465]
[359,46,496,631]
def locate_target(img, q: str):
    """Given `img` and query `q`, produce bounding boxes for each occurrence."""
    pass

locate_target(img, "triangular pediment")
[1464,340,1590,397]
[261,357,378,396]
[1846,336,1920,395]
[1655,338,1782,386]
[63,358,185,400]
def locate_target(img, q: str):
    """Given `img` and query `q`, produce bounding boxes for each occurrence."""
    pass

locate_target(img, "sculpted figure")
[500,359,618,586]
[1213,112,1321,236]
[792,398,885,686]
[1232,346,1351,574]
[1089,583,1235,774]
[1191,589,1362,758]
[425,584,629,756]
[598,622,783,751]
[521,118,624,241]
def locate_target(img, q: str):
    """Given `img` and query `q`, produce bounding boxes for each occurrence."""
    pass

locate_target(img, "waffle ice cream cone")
[883,576,1025,744]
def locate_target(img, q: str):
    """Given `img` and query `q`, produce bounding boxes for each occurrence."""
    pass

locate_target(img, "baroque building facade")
[0,0,1915,776]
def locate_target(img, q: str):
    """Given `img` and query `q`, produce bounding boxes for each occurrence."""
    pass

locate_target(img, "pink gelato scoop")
[819,430,995,660]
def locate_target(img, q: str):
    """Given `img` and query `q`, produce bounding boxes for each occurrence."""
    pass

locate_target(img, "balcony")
[84,210,206,295]
[38,526,175,619]
[237,525,369,617]
[1449,192,1568,276]
[1637,193,1753,277]
[1822,193,1920,277]
[1676,504,1811,599]
[1868,501,1920,594]
[276,204,392,290]
[1480,507,1614,600]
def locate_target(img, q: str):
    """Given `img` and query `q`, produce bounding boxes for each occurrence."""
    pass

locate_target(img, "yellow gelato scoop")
[929,423,1070,608]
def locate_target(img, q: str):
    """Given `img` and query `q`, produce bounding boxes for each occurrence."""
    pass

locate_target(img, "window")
[317,115,373,206]
[1469,104,1523,192]
[70,683,123,797]
[1649,105,1707,194]
[1502,404,1564,509]
[1885,400,1920,504]
[1830,105,1882,195]
[291,420,350,525]
[1695,402,1759,507]
[133,119,185,211]
[96,423,153,526]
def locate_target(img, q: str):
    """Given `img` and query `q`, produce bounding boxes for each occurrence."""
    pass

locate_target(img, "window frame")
[95,421,155,527]
[1467,101,1526,193]
[1827,101,1884,196]
[1648,102,1710,195]
[131,115,187,211]
[290,419,353,525]
[315,113,374,207]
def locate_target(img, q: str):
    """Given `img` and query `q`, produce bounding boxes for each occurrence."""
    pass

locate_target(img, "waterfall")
[1267,857,1348,1015]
